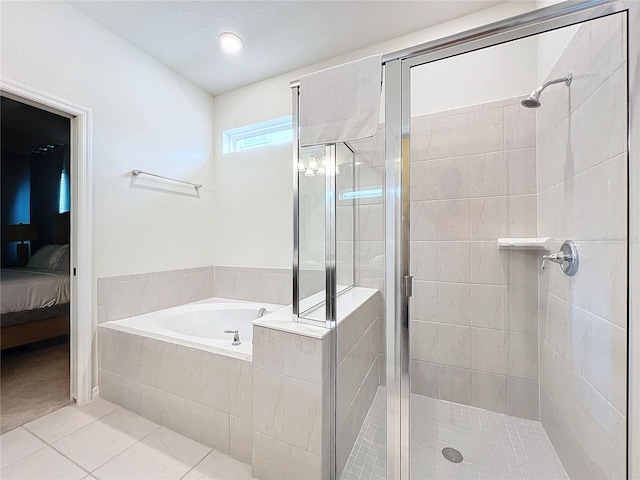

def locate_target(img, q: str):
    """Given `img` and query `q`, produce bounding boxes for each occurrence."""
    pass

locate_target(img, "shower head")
[521,72,572,108]
[521,95,541,108]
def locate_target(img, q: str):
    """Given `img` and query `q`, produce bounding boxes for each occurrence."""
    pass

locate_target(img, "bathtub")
[100,297,284,359]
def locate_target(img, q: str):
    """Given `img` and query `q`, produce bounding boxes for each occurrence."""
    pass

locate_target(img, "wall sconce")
[7,223,38,267]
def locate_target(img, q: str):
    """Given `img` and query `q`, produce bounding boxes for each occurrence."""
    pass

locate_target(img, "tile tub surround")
[97,266,215,324]
[251,325,331,480]
[537,14,628,480]
[213,266,292,305]
[252,287,382,480]
[98,265,292,325]
[98,327,253,464]
[409,96,540,420]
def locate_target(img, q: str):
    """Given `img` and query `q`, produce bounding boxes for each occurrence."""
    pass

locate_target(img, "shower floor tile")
[341,387,569,480]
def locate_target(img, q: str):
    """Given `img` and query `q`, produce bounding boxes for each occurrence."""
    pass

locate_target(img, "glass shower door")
[406,13,628,480]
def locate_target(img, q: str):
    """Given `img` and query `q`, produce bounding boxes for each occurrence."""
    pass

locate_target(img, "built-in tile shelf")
[497,237,550,250]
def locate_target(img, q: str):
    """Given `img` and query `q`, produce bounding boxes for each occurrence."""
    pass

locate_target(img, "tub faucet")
[256,308,267,319]
[224,330,241,346]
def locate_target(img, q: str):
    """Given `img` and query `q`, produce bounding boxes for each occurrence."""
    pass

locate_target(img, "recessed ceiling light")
[218,32,243,54]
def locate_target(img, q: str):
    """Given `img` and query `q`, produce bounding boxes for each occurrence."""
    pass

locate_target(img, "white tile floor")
[0,398,255,480]
[341,387,570,480]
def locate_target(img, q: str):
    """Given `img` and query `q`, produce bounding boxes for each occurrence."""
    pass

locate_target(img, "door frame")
[1,78,94,405]
[383,1,639,478]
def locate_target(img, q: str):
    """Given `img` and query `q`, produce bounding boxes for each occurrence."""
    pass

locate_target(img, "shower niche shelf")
[497,237,550,250]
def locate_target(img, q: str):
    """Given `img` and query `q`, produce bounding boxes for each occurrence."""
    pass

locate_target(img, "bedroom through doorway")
[1,96,73,434]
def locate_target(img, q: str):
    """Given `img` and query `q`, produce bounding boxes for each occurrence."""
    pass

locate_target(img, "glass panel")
[298,145,328,314]
[408,14,627,480]
[336,110,387,477]
[297,142,357,317]
[336,142,355,291]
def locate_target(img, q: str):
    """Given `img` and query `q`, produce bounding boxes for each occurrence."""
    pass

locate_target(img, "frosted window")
[223,115,292,153]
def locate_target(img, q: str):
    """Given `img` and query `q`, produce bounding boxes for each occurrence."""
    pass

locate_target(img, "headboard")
[55,212,70,245]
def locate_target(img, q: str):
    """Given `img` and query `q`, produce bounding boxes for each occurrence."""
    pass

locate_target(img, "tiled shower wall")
[537,14,627,479]
[409,97,540,420]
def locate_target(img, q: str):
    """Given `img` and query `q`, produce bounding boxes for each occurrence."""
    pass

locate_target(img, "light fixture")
[297,161,305,172]
[304,168,315,177]
[218,32,243,54]
[308,157,319,171]
[317,166,326,176]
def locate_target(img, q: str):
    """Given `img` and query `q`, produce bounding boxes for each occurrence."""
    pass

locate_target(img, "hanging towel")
[299,54,382,147]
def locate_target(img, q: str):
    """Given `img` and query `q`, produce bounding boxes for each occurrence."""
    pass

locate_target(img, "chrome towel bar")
[131,169,202,191]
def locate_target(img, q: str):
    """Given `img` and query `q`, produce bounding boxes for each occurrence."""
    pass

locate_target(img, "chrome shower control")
[541,240,579,276]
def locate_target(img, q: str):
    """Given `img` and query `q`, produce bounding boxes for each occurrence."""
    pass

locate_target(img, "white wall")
[212,1,539,269]
[535,1,580,84]
[411,36,537,117]
[1,1,217,281]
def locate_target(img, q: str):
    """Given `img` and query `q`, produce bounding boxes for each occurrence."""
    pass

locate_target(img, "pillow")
[49,244,70,272]
[26,244,70,271]
[26,245,59,269]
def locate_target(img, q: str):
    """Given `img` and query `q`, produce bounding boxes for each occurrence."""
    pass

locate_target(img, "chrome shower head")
[521,94,541,108]
[521,72,572,108]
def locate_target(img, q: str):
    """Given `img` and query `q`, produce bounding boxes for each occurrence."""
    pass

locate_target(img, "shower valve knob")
[540,240,579,276]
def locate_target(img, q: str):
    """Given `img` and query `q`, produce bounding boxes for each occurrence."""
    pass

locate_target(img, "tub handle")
[224,330,241,346]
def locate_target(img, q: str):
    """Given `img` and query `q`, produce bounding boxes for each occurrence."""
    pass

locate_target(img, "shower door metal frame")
[382,1,639,479]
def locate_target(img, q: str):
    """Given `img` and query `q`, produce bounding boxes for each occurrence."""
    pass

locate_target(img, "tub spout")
[256,308,267,319]
[224,330,241,346]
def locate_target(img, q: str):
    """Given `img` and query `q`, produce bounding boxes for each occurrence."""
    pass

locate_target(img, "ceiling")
[69,1,503,96]
[1,97,70,157]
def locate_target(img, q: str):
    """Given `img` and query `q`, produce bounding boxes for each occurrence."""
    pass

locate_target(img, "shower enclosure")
[292,1,638,479]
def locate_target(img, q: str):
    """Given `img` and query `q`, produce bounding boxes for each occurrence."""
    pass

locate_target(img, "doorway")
[0,79,93,413]
[1,96,73,432]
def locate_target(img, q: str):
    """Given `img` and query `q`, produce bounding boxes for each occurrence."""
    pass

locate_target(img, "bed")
[1,214,71,350]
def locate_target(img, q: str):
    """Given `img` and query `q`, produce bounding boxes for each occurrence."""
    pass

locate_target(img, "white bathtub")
[101,297,284,359]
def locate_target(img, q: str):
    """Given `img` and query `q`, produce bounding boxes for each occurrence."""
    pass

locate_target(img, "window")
[223,115,292,153]
[59,167,70,213]
[339,187,383,200]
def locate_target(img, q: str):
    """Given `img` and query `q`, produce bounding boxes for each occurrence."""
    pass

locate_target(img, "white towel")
[299,55,382,147]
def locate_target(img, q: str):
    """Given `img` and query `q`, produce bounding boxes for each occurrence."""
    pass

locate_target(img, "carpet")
[1,340,73,434]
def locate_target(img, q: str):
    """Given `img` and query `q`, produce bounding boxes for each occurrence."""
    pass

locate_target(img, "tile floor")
[341,387,569,480]
[0,398,255,480]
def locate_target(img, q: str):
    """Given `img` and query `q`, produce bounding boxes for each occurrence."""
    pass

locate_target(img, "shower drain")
[442,447,464,463]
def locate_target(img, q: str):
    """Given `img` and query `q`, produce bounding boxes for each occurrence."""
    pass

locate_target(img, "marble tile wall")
[336,291,383,477]
[250,290,381,480]
[251,326,331,480]
[213,266,291,305]
[97,327,252,464]
[97,266,215,324]
[537,14,627,480]
[409,96,540,420]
